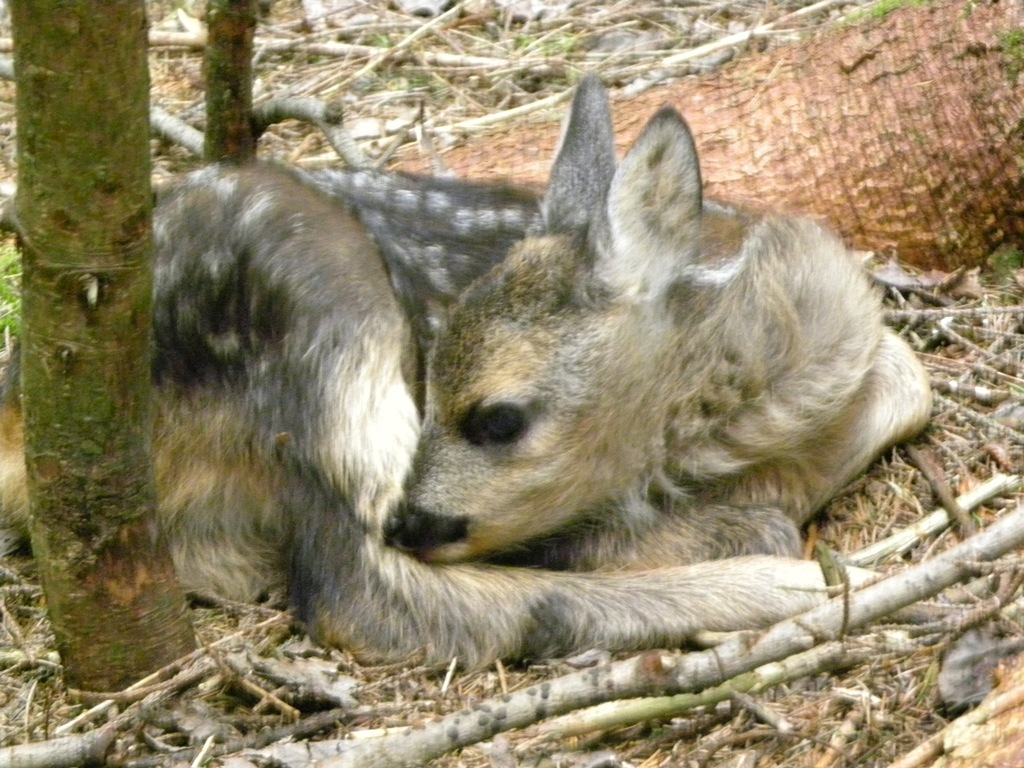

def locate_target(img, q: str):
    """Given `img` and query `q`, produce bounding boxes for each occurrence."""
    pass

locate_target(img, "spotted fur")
[0,79,931,665]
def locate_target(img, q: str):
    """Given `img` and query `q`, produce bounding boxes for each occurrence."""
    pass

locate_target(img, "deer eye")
[461,402,530,447]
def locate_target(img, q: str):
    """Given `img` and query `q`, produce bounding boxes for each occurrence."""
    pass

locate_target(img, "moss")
[988,243,1024,282]
[1000,29,1024,86]
[845,0,929,24]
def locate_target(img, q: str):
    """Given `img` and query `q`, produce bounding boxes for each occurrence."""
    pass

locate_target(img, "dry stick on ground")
[220,652,302,721]
[337,0,464,91]
[535,640,877,740]
[147,29,522,69]
[866,464,1018,555]
[112,707,354,768]
[0,613,311,768]
[253,97,368,167]
[536,568,1024,743]
[622,0,852,96]
[303,504,1024,768]
[847,473,1018,568]
[150,106,204,156]
[13,675,345,768]
[886,306,1024,324]
[930,378,1011,409]
[904,444,977,537]
[0,724,117,768]
[534,470,1022,740]
[0,65,364,168]
[54,613,290,734]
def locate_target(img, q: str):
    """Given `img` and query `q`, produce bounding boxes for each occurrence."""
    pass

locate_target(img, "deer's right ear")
[542,74,617,234]
[594,106,703,300]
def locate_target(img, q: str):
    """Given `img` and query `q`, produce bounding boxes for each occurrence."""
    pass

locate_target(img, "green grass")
[0,241,21,339]
[988,244,1024,282]
[513,32,576,57]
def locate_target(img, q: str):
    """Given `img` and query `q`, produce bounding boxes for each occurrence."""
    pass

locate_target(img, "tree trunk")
[404,0,1024,270]
[204,0,258,163]
[11,2,195,691]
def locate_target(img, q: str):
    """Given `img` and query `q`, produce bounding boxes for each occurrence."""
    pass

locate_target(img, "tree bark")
[11,2,195,691]
[405,0,1024,270]
[204,0,258,163]
[689,0,1024,270]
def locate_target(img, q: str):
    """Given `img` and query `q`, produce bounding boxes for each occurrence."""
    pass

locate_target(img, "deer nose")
[383,504,469,558]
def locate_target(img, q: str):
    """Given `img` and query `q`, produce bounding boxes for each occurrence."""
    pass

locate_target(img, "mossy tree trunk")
[205,0,258,163]
[11,2,195,691]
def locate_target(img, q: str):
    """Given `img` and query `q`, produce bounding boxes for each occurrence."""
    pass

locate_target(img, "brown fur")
[390,77,931,580]
[0,79,931,666]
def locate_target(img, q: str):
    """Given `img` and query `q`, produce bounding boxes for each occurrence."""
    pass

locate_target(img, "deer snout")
[383,504,470,562]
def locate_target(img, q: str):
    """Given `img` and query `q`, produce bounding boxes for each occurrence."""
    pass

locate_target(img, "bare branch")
[149,106,204,156]
[0,725,116,768]
[846,473,1021,567]
[306,503,1024,768]
[536,640,873,739]
[253,97,367,167]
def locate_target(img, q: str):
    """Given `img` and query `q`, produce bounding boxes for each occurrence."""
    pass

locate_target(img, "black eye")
[461,402,530,447]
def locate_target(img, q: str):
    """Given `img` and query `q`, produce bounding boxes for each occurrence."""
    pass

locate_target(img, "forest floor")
[2,1,1024,767]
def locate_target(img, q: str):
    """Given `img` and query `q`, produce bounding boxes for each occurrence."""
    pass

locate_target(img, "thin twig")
[310,504,1024,768]
[904,444,976,536]
[337,2,466,90]
[149,106,204,155]
[846,473,1021,567]
[254,97,368,167]
[658,0,853,69]
[59,613,290,734]
[886,305,1024,324]
[115,707,350,768]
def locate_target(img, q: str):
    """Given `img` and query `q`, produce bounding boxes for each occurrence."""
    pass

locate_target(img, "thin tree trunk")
[11,2,195,691]
[205,0,258,163]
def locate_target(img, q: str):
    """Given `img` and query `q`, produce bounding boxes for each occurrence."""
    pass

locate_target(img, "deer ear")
[543,74,617,234]
[595,106,704,299]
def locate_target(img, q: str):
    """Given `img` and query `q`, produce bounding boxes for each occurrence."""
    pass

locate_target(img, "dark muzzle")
[383,504,469,559]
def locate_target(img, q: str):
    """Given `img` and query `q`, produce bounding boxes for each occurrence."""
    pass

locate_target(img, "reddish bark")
[400,0,1024,269]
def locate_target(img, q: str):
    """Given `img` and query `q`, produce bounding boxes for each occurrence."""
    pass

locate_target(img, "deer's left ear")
[543,74,617,235]
[594,107,704,300]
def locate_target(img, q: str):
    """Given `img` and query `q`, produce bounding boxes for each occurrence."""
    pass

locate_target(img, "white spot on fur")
[237,190,281,237]
[681,250,748,286]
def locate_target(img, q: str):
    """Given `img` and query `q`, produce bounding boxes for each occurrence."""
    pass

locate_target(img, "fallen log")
[404,0,1024,270]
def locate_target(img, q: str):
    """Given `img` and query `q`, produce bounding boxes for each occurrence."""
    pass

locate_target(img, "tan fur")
[0,408,27,531]
[394,79,931,578]
[0,81,933,666]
